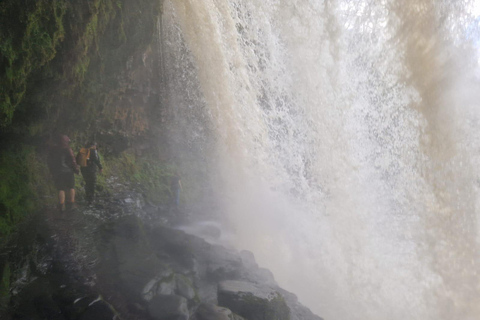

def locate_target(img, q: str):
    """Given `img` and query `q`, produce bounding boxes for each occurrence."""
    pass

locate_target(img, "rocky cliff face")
[1,0,163,137]
[0,187,323,320]
[0,0,167,235]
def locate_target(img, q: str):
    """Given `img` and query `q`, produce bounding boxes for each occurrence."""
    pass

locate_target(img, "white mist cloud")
[471,0,480,16]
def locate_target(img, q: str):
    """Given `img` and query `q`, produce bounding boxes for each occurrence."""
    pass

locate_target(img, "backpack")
[76,148,90,167]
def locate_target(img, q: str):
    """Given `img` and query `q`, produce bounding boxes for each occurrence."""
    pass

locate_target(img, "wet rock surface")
[0,186,323,320]
[148,294,189,320]
[191,303,245,320]
[218,281,290,320]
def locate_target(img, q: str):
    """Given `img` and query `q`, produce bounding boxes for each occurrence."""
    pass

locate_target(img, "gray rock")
[239,250,258,269]
[143,277,161,301]
[97,215,164,297]
[79,298,117,320]
[158,276,177,295]
[191,303,245,320]
[218,280,290,320]
[205,247,243,282]
[256,268,276,285]
[142,273,196,302]
[175,275,196,300]
[96,217,320,320]
[148,294,189,320]
[276,288,324,320]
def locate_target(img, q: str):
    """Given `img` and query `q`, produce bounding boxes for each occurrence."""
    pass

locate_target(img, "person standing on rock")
[77,141,103,205]
[48,134,79,212]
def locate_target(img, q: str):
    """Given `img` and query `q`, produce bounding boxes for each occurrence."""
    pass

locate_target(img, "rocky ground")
[0,181,323,320]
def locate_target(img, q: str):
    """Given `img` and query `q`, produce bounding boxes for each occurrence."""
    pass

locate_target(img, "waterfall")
[159,1,480,319]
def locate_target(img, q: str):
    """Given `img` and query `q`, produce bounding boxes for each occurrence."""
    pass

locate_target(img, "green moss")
[73,55,91,84]
[0,0,67,126]
[0,146,53,237]
[97,151,174,205]
[0,0,128,126]
[1,0,163,134]
[0,0,165,234]
[64,0,119,89]
[0,262,10,311]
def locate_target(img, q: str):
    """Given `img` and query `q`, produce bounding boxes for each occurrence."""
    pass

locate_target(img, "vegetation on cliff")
[0,146,52,236]
[0,0,166,236]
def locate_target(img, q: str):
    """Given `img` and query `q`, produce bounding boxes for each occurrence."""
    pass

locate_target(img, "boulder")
[79,297,117,320]
[142,273,175,301]
[239,251,275,285]
[10,277,64,320]
[175,274,197,300]
[158,276,177,295]
[191,303,245,320]
[148,294,189,320]
[142,273,197,302]
[239,251,257,269]
[205,246,244,282]
[276,288,324,320]
[96,215,165,298]
[218,280,290,320]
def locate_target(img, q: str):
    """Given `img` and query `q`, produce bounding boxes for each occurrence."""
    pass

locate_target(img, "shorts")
[53,172,75,191]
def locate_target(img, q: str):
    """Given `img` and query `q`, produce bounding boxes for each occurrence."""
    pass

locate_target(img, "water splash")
[160,0,480,319]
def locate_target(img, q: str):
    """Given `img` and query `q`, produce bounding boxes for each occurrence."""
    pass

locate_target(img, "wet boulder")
[275,288,324,320]
[148,294,189,320]
[78,296,117,320]
[218,280,290,320]
[96,215,165,299]
[175,274,197,300]
[142,273,197,302]
[191,303,245,320]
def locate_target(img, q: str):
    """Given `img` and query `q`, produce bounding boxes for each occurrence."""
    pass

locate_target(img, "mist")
[159,1,480,319]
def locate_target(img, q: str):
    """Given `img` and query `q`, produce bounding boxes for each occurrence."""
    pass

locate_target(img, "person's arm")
[93,150,103,172]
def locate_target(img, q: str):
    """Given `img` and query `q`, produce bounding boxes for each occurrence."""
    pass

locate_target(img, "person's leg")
[58,190,65,204]
[81,168,89,202]
[57,190,66,212]
[54,174,66,211]
[65,173,77,210]
[68,188,75,203]
[84,174,94,203]
[91,173,97,202]
[66,188,77,211]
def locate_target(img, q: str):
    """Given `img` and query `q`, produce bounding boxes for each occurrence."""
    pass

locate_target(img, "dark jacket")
[48,146,79,175]
[82,148,103,174]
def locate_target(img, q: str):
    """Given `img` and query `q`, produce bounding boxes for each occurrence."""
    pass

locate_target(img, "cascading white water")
[160,1,480,319]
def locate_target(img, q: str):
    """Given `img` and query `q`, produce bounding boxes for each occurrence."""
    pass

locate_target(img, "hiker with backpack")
[77,141,103,204]
[48,134,80,212]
